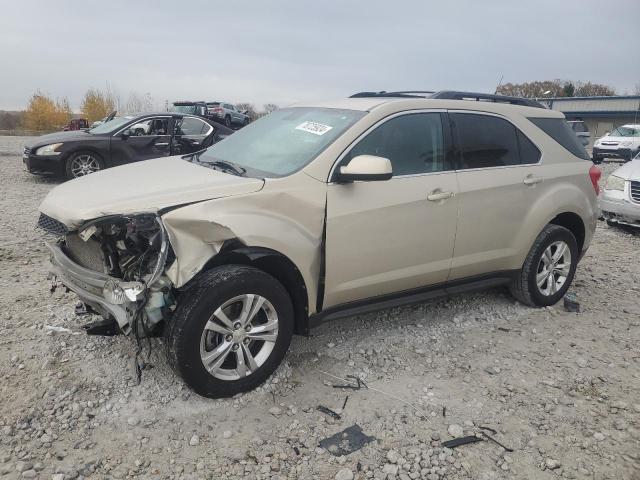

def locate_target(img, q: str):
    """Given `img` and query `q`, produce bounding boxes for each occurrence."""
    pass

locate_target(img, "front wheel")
[165,265,294,398]
[509,224,579,307]
[65,151,105,179]
[224,115,232,127]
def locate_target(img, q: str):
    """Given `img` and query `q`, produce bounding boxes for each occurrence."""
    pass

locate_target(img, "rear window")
[529,118,590,160]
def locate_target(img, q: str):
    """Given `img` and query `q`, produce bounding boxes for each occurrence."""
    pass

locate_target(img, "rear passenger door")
[324,112,459,308]
[448,112,543,280]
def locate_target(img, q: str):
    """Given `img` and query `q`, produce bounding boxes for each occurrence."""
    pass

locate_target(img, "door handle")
[154,142,169,147]
[427,190,454,201]
[523,175,543,185]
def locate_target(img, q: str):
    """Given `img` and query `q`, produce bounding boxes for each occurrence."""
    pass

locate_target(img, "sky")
[1,0,639,111]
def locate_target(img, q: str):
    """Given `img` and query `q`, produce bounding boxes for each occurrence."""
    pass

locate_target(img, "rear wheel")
[509,224,578,307]
[65,151,104,179]
[165,265,294,398]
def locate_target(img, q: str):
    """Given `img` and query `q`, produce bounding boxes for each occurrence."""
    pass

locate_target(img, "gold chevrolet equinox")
[37,91,601,397]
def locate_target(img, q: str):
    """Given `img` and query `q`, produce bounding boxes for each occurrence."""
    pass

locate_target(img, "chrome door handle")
[427,190,454,201]
[154,142,169,146]
[523,175,543,185]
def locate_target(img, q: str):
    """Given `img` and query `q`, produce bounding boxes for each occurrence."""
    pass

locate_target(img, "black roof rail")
[349,90,546,109]
[350,91,433,99]
[430,91,546,109]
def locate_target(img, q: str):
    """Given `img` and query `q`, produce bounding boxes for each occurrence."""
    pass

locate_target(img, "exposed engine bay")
[41,212,174,336]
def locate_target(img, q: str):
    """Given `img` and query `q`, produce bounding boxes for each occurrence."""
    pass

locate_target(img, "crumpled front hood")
[611,159,640,181]
[39,156,264,229]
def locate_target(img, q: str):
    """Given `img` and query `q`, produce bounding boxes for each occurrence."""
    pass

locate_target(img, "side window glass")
[177,117,209,135]
[517,130,541,164]
[345,113,446,176]
[128,118,168,136]
[453,113,520,169]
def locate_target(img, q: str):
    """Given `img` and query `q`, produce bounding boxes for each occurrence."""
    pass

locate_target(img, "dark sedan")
[23,113,234,179]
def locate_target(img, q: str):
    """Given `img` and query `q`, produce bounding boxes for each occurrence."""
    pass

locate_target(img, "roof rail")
[349,90,546,108]
[350,91,433,99]
[430,91,546,109]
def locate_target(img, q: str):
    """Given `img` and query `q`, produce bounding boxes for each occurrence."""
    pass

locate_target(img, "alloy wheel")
[536,240,572,296]
[199,294,279,381]
[70,154,101,177]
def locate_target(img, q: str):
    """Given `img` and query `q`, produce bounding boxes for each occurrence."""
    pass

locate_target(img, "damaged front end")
[41,212,173,335]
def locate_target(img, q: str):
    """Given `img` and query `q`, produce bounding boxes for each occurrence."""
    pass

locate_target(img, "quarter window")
[176,117,211,136]
[452,113,520,169]
[517,130,542,164]
[344,113,447,176]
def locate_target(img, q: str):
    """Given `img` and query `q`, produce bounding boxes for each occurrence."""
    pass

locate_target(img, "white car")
[592,124,640,163]
[600,152,640,227]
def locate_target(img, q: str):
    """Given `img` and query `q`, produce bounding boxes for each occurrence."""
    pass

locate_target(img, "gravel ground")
[0,136,639,480]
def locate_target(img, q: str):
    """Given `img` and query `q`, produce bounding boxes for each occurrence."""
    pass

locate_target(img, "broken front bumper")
[46,242,138,332]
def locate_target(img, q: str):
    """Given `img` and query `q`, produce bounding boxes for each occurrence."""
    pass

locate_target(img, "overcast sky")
[1,0,638,111]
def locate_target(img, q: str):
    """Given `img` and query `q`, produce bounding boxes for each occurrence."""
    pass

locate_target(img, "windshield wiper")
[199,159,246,176]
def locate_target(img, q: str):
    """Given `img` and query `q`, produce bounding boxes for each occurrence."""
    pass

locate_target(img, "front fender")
[161,173,326,314]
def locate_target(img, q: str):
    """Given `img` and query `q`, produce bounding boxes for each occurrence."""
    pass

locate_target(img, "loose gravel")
[1,136,639,479]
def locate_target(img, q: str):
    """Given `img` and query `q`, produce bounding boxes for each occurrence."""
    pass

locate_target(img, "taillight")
[589,165,602,195]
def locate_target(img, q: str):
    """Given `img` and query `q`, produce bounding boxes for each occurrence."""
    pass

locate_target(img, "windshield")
[199,107,365,177]
[89,116,135,134]
[609,126,640,137]
[173,105,197,114]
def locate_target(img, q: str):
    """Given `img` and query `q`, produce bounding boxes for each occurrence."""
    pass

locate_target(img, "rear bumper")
[46,242,134,331]
[23,154,65,176]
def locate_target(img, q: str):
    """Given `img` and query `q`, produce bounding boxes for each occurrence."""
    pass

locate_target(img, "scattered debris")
[319,424,375,456]
[564,293,580,313]
[342,395,349,410]
[83,317,119,336]
[442,435,483,449]
[317,405,341,420]
[44,325,74,334]
[478,426,514,452]
[332,374,367,390]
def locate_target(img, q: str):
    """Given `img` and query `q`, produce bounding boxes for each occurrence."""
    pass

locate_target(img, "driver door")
[323,112,459,308]
[110,116,172,166]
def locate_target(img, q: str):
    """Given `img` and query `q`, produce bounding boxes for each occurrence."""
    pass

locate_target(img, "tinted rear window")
[529,118,590,160]
[452,113,520,168]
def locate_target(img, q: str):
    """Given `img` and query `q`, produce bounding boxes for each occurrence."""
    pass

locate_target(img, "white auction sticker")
[295,121,333,136]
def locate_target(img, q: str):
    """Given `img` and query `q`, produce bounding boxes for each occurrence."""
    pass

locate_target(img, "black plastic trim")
[309,270,518,328]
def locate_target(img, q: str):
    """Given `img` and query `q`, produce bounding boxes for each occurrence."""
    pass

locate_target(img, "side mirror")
[336,155,393,182]
[121,129,131,139]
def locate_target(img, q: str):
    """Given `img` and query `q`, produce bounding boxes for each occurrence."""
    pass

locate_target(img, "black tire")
[65,151,105,180]
[165,265,294,398]
[592,155,602,165]
[509,224,579,307]
[224,115,232,127]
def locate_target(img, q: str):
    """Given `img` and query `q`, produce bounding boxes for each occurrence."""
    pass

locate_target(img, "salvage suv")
[37,91,600,398]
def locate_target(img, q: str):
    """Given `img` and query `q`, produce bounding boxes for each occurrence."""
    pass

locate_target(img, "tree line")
[495,79,621,98]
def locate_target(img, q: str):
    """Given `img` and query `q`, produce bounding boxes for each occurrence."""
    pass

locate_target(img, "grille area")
[37,213,68,236]
[64,234,105,272]
[631,181,640,203]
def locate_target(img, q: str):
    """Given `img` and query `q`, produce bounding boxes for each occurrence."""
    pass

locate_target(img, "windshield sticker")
[295,121,333,136]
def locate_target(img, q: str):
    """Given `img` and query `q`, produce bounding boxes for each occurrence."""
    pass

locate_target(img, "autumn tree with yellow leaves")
[22,91,72,131]
[80,87,117,122]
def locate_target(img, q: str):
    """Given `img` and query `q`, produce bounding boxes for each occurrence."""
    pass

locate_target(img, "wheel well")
[550,212,585,252]
[202,246,310,335]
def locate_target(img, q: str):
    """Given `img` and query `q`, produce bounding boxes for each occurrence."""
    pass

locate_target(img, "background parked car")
[89,111,117,129]
[23,113,233,180]
[567,120,590,148]
[207,102,250,128]
[171,101,209,117]
[592,124,640,163]
[600,152,640,227]
[62,118,89,131]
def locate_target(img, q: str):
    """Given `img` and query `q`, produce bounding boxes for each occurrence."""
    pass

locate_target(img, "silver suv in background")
[207,102,250,128]
[600,151,640,227]
[38,91,600,398]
